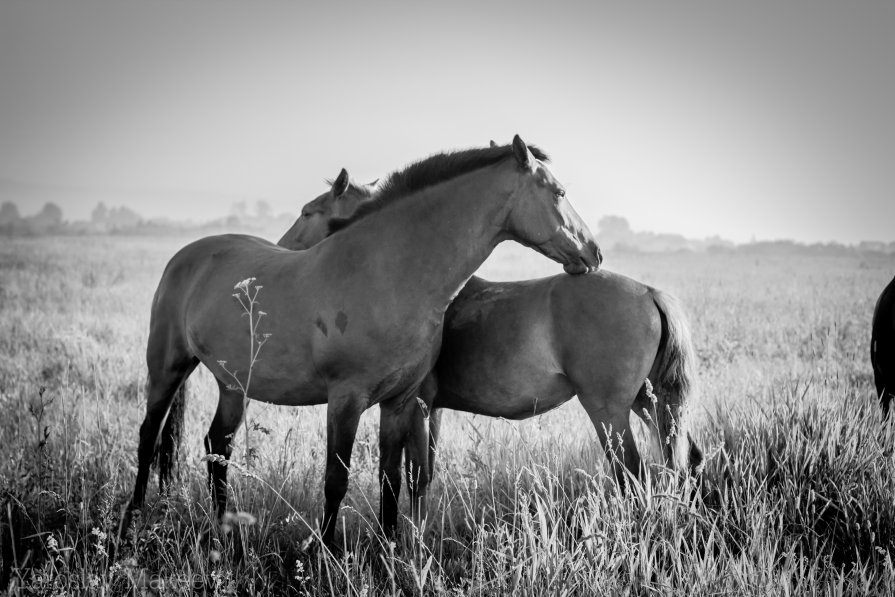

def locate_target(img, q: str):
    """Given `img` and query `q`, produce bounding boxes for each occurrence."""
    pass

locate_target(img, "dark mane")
[328,143,549,233]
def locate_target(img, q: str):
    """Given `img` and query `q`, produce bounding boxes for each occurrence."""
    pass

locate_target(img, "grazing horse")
[872,275,895,418]
[129,136,602,547]
[281,181,703,534]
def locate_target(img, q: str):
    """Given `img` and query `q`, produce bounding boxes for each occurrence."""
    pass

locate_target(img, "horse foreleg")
[321,393,366,548]
[204,386,245,518]
[380,397,409,537]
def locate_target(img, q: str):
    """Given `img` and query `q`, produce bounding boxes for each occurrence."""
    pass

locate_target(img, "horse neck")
[327,164,514,300]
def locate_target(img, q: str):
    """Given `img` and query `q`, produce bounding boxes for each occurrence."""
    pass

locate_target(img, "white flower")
[294,559,309,582]
[234,277,256,291]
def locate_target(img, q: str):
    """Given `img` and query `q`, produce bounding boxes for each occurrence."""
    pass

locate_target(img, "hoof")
[301,533,342,558]
[300,533,321,554]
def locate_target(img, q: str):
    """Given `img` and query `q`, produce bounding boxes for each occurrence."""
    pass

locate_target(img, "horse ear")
[489,140,498,148]
[333,168,350,197]
[512,134,534,169]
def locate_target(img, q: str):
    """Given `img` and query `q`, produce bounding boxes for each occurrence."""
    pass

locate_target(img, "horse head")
[502,135,602,274]
[277,168,376,250]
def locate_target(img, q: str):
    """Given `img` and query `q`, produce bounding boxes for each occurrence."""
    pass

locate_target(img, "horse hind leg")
[633,383,701,477]
[379,396,409,537]
[404,376,439,530]
[131,355,198,511]
[205,383,247,518]
[579,392,643,491]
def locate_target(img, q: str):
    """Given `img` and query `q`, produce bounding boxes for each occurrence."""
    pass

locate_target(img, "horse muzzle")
[562,238,602,275]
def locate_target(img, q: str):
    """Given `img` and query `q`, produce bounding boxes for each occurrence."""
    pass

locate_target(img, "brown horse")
[281,180,703,533]
[129,136,601,547]
[872,274,895,418]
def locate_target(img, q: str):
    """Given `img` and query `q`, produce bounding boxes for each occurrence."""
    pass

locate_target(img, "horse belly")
[187,324,328,407]
[438,349,575,419]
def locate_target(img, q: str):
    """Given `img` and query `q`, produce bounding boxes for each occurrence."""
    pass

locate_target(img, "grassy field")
[1,234,894,596]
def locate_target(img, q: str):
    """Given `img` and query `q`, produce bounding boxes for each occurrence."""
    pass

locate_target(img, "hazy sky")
[1,1,893,244]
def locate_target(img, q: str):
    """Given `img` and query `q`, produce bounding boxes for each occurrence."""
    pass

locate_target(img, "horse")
[872,275,895,418]
[280,180,703,532]
[277,167,377,250]
[128,136,602,547]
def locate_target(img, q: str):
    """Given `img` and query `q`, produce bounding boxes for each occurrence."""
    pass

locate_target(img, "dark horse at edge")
[872,275,895,418]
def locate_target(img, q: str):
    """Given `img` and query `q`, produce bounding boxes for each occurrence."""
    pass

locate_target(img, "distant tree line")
[2,201,893,256]
[596,216,895,256]
[0,200,294,238]
[0,201,63,235]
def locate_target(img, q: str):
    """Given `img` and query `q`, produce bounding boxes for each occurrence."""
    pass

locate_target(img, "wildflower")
[234,277,256,291]
[416,397,430,419]
[90,527,109,556]
[217,360,227,367]
[294,559,309,583]
[644,378,658,405]
[46,535,58,552]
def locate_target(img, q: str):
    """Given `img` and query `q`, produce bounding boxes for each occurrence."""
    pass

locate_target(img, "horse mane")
[327,143,550,233]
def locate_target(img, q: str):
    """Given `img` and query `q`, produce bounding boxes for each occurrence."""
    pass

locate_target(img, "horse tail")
[156,378,188,490]
[645,288,703,475]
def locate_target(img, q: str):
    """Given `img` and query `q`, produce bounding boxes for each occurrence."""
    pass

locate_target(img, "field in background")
[1,234,894,595]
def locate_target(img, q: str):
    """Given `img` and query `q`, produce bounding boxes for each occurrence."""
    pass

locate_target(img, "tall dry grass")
[1,236,893,595]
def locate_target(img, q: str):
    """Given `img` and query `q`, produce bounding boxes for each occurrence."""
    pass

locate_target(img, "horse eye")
[554,189,566,199]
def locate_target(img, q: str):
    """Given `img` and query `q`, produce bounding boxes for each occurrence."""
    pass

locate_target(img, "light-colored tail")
[646,289,703,475]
